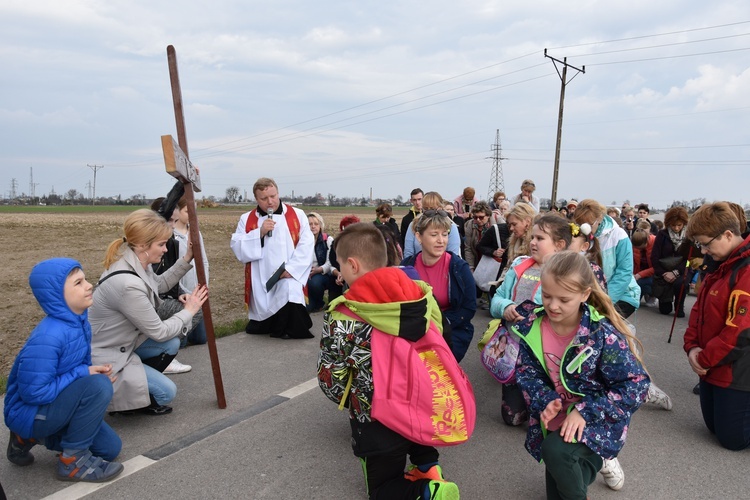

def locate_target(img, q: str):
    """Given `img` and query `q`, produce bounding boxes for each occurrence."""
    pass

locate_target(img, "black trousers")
[351,420,440,500]
[501,382,529,426]
[245,302,313,339]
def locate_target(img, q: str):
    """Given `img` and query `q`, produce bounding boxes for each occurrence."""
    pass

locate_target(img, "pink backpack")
[337,306,476,447]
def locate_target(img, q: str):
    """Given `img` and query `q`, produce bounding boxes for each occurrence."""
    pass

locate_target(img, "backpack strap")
[96,269,139,287]
[510,257,540,302]
[729,255,750,289]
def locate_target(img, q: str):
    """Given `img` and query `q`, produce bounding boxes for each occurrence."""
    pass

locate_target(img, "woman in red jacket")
[632,225,657,307]
[684,202,750,451]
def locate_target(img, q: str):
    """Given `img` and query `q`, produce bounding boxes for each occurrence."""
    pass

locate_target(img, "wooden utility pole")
[545,49,584,209]
[162,45,226,409]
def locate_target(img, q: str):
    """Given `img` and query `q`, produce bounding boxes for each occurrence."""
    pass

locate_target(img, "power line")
[549,20,750,49]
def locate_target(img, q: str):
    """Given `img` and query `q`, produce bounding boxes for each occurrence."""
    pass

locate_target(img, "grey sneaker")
[600,457,625,491]
[647,382,673,410]
[645,297,658,308]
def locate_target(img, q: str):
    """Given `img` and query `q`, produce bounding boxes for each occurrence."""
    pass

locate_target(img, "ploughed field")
[0,206,382,379]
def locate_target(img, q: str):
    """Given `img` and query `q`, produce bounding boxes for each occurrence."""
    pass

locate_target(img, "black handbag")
[658,255,683,272]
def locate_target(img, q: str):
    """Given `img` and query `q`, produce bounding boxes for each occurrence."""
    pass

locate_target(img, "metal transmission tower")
[87,164,104,205]
[486,129,507,201]
[544,49,585,208]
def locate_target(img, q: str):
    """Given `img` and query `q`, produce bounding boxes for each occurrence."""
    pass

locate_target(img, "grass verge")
[213,318,247,338]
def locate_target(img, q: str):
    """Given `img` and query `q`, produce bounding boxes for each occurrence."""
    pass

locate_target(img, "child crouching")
[514,251,649,499]
[318,223,472,500]
[4,258,123,482]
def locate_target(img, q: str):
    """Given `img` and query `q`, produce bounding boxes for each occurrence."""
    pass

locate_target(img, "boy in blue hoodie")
[4,258,123,482]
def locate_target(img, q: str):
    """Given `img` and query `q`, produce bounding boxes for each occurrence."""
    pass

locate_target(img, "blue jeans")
[637,276,653,297]
[699,380,750,451]
[181,318,207,347]
[307,273,332,311]
[135,337,179,406]
[33,375,121,460]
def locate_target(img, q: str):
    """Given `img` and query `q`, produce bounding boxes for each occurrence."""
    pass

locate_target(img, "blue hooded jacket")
[4,258,93,438]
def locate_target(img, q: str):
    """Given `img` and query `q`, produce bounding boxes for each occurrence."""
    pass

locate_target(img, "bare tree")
[66,189,79,201]
[225,186,240,203]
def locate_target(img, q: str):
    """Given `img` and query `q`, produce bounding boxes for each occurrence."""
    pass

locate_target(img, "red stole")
[244,204,301,308]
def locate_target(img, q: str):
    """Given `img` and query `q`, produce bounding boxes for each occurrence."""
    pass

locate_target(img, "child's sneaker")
[405,463,445,482]
[646,383,673,411]
[600,458,624,491]
[6,431,37,466]
[424,480,459,499]
[57,450,124,482]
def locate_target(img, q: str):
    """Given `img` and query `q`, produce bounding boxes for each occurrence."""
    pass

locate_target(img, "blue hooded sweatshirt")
[4,258,93,438]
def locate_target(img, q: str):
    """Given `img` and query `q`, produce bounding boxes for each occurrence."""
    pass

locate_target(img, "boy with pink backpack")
[317,223,475,500]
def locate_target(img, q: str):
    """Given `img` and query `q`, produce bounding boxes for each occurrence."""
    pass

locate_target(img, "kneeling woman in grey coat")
[89,209,207,415]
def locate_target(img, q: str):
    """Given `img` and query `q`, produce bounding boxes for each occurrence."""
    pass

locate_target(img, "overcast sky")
[1,1,749,208]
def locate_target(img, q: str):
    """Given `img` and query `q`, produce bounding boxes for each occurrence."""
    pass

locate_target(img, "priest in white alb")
[230,177,314,339]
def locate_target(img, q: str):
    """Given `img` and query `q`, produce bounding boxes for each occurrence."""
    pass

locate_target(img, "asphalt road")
[2,294,747,499]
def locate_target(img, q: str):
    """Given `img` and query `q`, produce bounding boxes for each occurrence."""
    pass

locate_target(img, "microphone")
[267,213,273,237]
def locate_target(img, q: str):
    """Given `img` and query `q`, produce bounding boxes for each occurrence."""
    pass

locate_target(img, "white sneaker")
[600,458,625,491]
[646,382,673,410]
[645,297,658,308]
[164,359,192,374]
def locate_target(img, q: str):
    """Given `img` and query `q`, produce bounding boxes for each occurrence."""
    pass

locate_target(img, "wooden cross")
[161,45,226,409]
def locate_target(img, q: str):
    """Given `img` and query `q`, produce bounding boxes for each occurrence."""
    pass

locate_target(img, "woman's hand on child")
[184,284,208,315]
[541,399,562,426]
[688,347,708,376]
[503,305,522,322]
[560,408,586,443]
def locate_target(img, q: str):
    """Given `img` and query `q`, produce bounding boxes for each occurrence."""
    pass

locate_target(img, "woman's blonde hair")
[542,251,644,365]
[421,191,445,211]
[103,209,173,269]
[307,212,325,231]
[506,202,537,261]
[415,212,452,234]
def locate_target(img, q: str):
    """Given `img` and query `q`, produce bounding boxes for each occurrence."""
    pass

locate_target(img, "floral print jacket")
[514,303,650,461]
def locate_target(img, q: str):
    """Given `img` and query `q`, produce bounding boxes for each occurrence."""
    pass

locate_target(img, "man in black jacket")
[399,187,423,247]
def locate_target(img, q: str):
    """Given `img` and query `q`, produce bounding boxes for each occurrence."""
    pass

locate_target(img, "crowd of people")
[4,176,749,500]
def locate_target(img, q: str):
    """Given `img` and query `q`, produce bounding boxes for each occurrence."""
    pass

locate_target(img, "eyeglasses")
[472,215,487,221]
[422,209,449,218]
[694,233,721,250]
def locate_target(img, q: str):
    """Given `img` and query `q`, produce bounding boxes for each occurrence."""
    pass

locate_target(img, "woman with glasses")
[684,202,750,451]
[401,211,476,362]
[403,192,461,259]
[650,206,693,318]
[464,202,494,272]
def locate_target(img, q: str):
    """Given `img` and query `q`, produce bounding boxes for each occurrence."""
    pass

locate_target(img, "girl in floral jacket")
[514,251,649,500]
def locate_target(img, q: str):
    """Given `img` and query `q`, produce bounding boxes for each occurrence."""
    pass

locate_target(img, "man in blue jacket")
[4,258,123,482]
